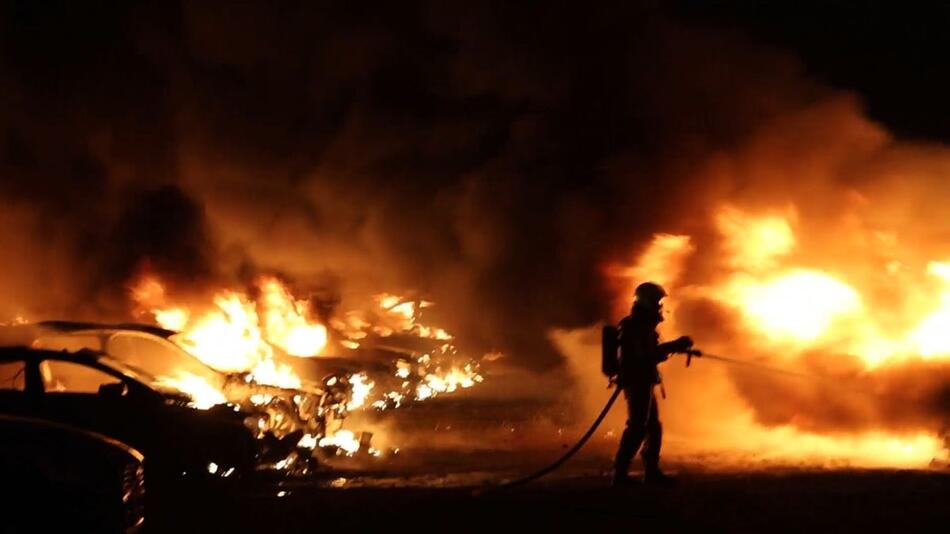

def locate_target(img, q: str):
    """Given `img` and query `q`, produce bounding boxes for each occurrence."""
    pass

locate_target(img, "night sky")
[678,1,950,142]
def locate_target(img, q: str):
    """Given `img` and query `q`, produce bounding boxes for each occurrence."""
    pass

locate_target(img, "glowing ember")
[395,360,411,378]
[248,393,273,406]
[0,315,30,327]
[416,365,483,400]
[297,433,319,449]
[371,353,484,406]
[363,293,453,340]
[346,373,374,410]
[329,291,488,409]
[318,429,361,455]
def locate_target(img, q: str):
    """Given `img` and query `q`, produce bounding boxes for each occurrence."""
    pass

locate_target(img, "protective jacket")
[618,307,688,385]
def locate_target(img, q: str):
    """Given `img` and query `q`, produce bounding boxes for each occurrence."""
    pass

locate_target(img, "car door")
[0,358,32,416]
[34,358,131,443]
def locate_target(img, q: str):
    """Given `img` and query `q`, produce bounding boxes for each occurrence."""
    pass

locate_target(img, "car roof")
[37,320,177,339]
[0,345,167,394]
[0,345,105,364]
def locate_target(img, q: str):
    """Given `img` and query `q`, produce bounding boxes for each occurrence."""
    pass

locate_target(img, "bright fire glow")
[716,206,795,270]
[131,275,327,380]
[258,277,328,357]
[248,358,302,390]
[154,372,227,409]
[613,206,950,468]
[709,209,950,367]
[728,269,862,343]
[154,307,189,331]
[171,291,271,372]
[909,261,950,358]
[711,416,948,468]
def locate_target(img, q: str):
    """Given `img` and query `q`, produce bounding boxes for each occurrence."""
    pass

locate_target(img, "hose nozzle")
[685,349,702,367]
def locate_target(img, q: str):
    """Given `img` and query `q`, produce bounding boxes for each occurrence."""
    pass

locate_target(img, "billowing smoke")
[1,1,947,458]
[0,2,806,359]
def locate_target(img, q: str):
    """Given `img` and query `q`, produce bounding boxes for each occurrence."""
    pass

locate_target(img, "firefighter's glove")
[670,336,694,353]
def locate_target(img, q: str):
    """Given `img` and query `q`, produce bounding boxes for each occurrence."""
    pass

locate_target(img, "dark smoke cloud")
[1,1,816,364]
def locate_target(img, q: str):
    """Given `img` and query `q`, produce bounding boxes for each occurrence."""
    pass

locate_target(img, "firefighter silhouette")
[608,282,694,487]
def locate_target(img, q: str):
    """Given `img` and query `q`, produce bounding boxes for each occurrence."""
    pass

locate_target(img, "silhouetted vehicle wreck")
[0,346,259,481]
[0,322,368,475]
[0,414,146,533]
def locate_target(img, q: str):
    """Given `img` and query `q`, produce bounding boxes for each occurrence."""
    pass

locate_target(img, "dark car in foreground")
[0,415,145,533]
[0,346,258,484]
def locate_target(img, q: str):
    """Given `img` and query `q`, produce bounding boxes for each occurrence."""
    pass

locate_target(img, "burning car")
[17,321,380,468]
[28,321,353,449]
[0,275,491,477]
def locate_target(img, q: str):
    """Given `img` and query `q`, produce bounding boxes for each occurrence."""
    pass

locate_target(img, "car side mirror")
[99,382,128,398]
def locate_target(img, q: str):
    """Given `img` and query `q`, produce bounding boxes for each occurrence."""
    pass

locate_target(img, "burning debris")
[127,274,486,465]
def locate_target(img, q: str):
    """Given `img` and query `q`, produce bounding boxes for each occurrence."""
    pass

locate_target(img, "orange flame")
[258,277,328,357]
[130,273,488,462]
[131,275,327,385]
[609,206,950,467]
[154,372,227,410]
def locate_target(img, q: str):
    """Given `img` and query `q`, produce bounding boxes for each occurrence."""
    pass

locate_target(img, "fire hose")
[692,351,885,396]
[475,350,703,495]
[473,383,624,496]
[475,348,879,495]
[688,351,812,379]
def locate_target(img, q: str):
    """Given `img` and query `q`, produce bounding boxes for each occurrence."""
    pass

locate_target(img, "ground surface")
[147,454,949,533]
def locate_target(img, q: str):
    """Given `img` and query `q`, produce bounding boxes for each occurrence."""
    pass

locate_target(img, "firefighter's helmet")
[634,282,667,305]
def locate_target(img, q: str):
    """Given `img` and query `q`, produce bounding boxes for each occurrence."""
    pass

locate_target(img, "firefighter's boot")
[643,466,676,487]
[612,471,640,488]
